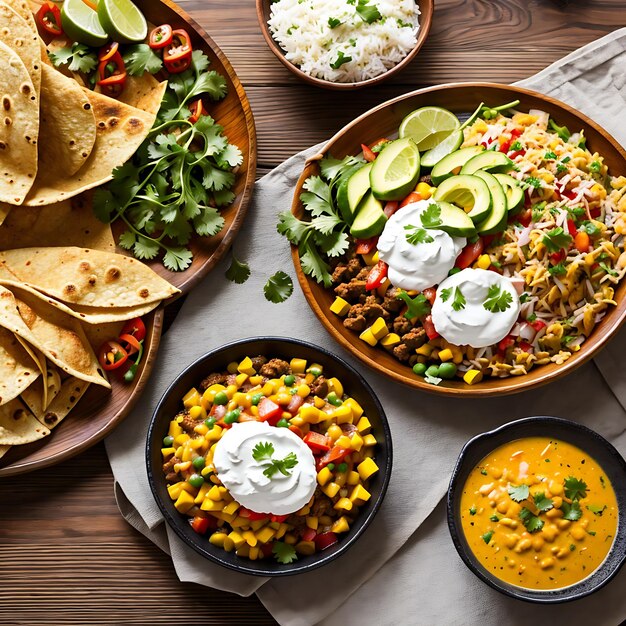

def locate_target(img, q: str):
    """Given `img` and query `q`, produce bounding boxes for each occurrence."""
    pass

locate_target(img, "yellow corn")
[313,396,326,409]
[209,532,227,548]
[362,250,379,266]
[356,416,372,434]
[438,348,453,362]
[256,526,276,544]
[174,491,195,514]
[228,531,246,550]
[463,370,483,385]
[334,497,353,512]
[296,541,316,556]
[161,447,176,459]
[207,485,223,501]
[188,405,206,421]
[347,471,360,485]
[358,457,379,480]
[377,278,390,298]
[327,424,342,441]
[237,357,256,376]
[167,420,183,438]
[512,112,538,126]
[232,391,251,408]
[296,383,311,398]
[370,317,389,340]
[200,498,224,512]
[350,432,364,451]
[205,425,223,442]
[300,406,324,424]
[350,484,372,505]
[327,377,344,397]
[317,467,332,486]
[183,388,201,408]
[227,361,239,374]
[359,328,377,346]
[416,182,433,199]
[235,372,248,387]
[344,398,363,419]
[306,516,319,530]
[476,254,491,270]
[415,344,433,357]
[222,501,240,516]
[194,483,212,504]
[330,297,351,316]
[335,435,352,449]
[332,405,353,425]
[332,516,350,534]
[290,358,307,373]
[201,466,213,478]
[323,482,341,498]
[380,333,400,349]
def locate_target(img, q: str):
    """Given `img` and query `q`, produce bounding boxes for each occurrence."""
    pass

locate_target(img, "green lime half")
[420,129,464,168]
[97,0,148,44]
[399,106,461,152]
[61,0,108,47]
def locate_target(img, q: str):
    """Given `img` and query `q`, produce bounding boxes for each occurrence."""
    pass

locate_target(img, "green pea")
[308,367,322,378]
[162,435,174,447]
[438,362,458,379]
[326,392,342,406]
[204,417,216,429]
[276,418,290,428]
[213,391,228,405]
[289,387,298,395]
[327,463,335,471]
[224,409,241,424]
[284,374,296,386]
[251,392,264,406]
[192,456,206,470]
[425,365,440,378]
[188,474,204,488]
[337,463,348,473]
[412,363,427,377]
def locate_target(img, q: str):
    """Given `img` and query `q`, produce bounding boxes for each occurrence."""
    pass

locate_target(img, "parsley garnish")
[122,44,163,76]
[482,531,494,544]
[396,291,431,319]
[451,287,466,311]
[330,51,352,69]
[49,43,98,73]
[490,514,500,522]
[519,293,530,303]
[440,288,452,302]
[548,262,567,276]
[542,227,572,252]
[273,541,298,564]
[405,225,434,245]
[264,271,294,303]
[328,17,341,28]
[561,501,582,521]
[564,476,588,501]
[508,484,529,502]
[356,0,382,23]
[252,441,299,479]
[420,203,443,228]
[522,176,543,190]
[531,201,547,221]
[225,254,250,284]
[533,492,554,512]
[599,261,619,277]
[520,507,544,533]
[483,284,513,313]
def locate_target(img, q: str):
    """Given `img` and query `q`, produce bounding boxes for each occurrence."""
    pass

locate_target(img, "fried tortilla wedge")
[0,326,39,406]
[0,398,49,445]
[5,0,36,33]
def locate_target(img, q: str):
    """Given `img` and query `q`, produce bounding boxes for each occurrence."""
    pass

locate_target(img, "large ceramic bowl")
[447,416,626,602]
[146,336,392,576]
[289,83,626,396]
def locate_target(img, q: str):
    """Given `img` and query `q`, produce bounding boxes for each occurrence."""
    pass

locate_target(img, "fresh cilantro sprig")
[520,507,544,533]
[404,203,443,245]
[404,225,433,245]
[330,51,352,70]
[533,492,554,512]
[49,43,98,73]
[508,484,529,502]
[599,261,619,277]
[264,271,294,303]
[122,44,163,76]
[441,286,466,311]
[356,0,382,23]
[396,291,430,320]
[561,501,582,521]
[564,476,588,501]
[252,441,299,479]
[273,541,298,564]
[225,254,250,284]
[483,284,513,313]
[542,227,572,253]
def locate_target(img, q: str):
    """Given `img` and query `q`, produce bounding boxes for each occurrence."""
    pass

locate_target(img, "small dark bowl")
[146,336,392,576]
[447,416,626,602]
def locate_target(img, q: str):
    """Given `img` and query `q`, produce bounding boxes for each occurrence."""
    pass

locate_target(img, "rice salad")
[267,0,420,83]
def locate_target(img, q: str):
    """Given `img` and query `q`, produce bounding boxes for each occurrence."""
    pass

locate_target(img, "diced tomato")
[190,516,217,534]
[498,335,515,353]
[270,514,289,523]
[550,249,566,264]
[499,140,511,153]
[257,398,283,426]
[383,201,400,217]
[423,315,439,340]
[238,507,269,521]
[566,219,578,237]
[423,287,437,306]
[365,260,388,290]
[530,319,547,332]
[400,192,422,208]
[303,431,331,454]
[508,149,526,159]
[455,239,484,269]
[286,394,304,416]
[210,404,227,419]
[518,341,533,353]
[517,209,532,227]
[559,188,577,202]
[316,445,351,471]
[302,528,317,542]
[314,531,339,551]
[355,237,378,255]
[288,425,304,439]
[510,128,523,139]
[361,143,376,162]
[590,207,602,218]
[237,412,256,422]
[261,543,274,558]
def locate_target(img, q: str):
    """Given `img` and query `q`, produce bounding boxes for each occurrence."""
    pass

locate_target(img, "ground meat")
[331,258,362,284]
[163,456,181,483]
[199,371,228,391]
[401,327,427,350]
[419,174,432,185]
[334,280,367,301]
[355,267,370,281]
[381,287,404,313]
[362,295,389,320]
[251,355,267,372]
[345,298,388,330]
[180,412,201,434]
[309,375,329,398]
[259,358,291,378]
[344,315,367,332]
[310,487,333,517]
[393,343,412,362]
[392,316,413,335]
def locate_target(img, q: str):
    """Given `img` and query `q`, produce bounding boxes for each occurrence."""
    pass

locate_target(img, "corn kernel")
[327,424,342,441]
[355,416,372,434]
[323,482,341,498]
[290,358,307,374]
[306,516,319,530]
[332,516,350,534]
[358,457,379,480]
[332,405,353,425]
[237,357,256,376]
[317,467,332,486]
[174,491,195,514]
[370,317,389,340]
[347,471,360,485]
[235,372,248,387]
[167,420,183,438]
[415,344,433,357]
[183,388,201,408]
[300,406,324,424]
[376,278,390,298]
[416,181,433,199]
[438,348,453,362]
[350,432,364,451]
[188,405,205,421]
[228,531,246,549]
[201,466,213,478]
[207,485,223,501]
[167,483,183,500]
[200,498,223,512]
[275,393,292,406]
[222,501,240,516]
[350,484,371,504]
[256,526,276,544]
[463,369,483,385]
[232,391,251,408]
[359,328,377,346]
[333,497,353,512]
[194,483,211,504]
[335,435,352,449]
[209,532,227,548]
[476,254,491,270]
[284,534,297,545]
[344,398,363,420]
[242,530,257,547]
[161,447,176,459]
[289,416,305,428]
[327,377,344,397]
[380,333,400,349]
[313,396,326,409]
[296,541,316,556]
[330,297,351,316]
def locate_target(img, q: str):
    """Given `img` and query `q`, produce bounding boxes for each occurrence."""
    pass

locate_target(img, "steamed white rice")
[267,0,420,83]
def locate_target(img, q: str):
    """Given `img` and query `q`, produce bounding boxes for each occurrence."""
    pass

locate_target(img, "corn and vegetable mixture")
[161,355,379,564]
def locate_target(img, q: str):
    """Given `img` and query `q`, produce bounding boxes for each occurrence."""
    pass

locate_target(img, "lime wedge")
[370,138,421,201]
[399,107,461,152]
[61,0,109,47]
[98,0,148,44]
[420,129,464,168]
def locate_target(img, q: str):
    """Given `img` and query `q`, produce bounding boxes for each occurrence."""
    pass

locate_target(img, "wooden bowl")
[290,83,626,397]
[256,0,433,90]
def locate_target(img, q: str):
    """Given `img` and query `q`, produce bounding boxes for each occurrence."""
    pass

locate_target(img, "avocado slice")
[431,146,484,186]
[433,174,492,224]
[460,151,514,175]
[474,171,508,235]
[337,163,372,224]
[370,137,421,201]
[494,173,524,213]
[434,200,477,238]
[350,191,387,239]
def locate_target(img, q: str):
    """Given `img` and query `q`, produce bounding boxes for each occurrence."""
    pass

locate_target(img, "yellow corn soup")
[460,437,618,590]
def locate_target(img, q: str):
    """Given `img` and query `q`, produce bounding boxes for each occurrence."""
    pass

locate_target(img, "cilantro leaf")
[508,484,529,502]
[118,230,136,250]
[123,44,163,76]
[300,245,333,287]
[586,505,606,516]
[440,288,452,302]
[253,441,275,462]
[273,541,298,564]
[49,43,98,73]
[533,492,554,512]
[420,203,443,228]
[319,155,364,183]
[163,247,193,272]
[264,451,298,478]
[564,476,588,501]
[544,151,557,160]
[482,530,494,544]
[264,271,294,303]
[330,51,352,70]
[133,235,160,260]
[469,506,477,515]
[300,176,335,218]
[225,254,250,284]
[561,501,582,521]
[452,287,466,312]
[519,507,544,533]
[396,291,431,319]
[522,176,543,190]
[483,284,514,313]
[405,225,434,245]
[589,160,602,173]
[599,261,619,277]
[356,0,382,23]
[548,262,567,276]
[328,17,341,28]
[580,221,600,236]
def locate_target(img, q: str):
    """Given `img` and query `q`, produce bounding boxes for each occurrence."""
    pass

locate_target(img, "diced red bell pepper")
[508,149,526,160]
[270,514,289,523]
[423,315,439,340]
[190,516,217,535]
[302,528,317,542]
[498,335,515,353]
[510,128,523,139]
[566,219,578,237]
[423,287,437,306]
[530,319,546,332]
[361,143,376,162]
[257,397,283,426]
[518,341,533,353]
[455,239,484,269]
[365,260,388,291]
[355,237,378,255]
[590,207,602,218]
[314,531,339,551]
[400,192,422,208]
[288,425,304,439]
[317,445,351,471]
[303,431,331,454]
[550,249,566,264]
[239,507,269,521]
[499,140,511,154]
[383,201,400,217]
[286,394,304,416]
[560,188,577,202]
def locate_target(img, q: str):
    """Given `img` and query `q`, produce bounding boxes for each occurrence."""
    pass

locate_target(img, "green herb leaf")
[252,441,275,462]
[561,501,582,521]
[564,476,588,501]
[548,262,567,276]
[548,119,571,142]
[440,287,452,303]
[482,530,494,544]
[586,504,606,516]
[483,284,514,313]
[469,506,477,516]
[544,151,557,160]
[330,50,352,69]
[404,225,434,245]
[522,176,543,190]
[264,271,294,303]
[508,484,529,502]
[599,261,619,277]
[396,291,431,319]
[273,541,298,564]
[452,287,466,312]
[356,0,382,23]
[225,254,250,284]
[520,507,544,533]
[490,514,500,522]
[49,43,98,73]
[533,492,554,512]
[580,221,600,236]
[123,44,163,76]
[328,17,341,28]
[542,227,573,252]
[163,247,193,272]
[420,203,443,228]
[589,160,602,173]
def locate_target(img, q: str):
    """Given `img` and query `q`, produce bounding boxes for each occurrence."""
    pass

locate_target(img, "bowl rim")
[289,81,626,397]
[145,335,393,576]
[254,0,434,90]
[446,415,626,603]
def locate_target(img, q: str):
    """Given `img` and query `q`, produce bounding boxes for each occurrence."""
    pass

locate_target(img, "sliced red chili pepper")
[361,143,376,163]
[257,398,283,426]
[118,333,142,356]
[98,73,127,98]
[164,28,193,74]
[510,128,523,139]
[566,219,578,238]
[97,340,129,371]
[97,50,127,98]
[455,239,484,269]
[121,317,146,342]
[98,42,120,63]
[422,288,437,306]
[149,24,174,50]
[190,516,216,534]
[355,237,378,255]
[400,192,422,208]
[383,201,400,217]
[365,260,388,291]
[36,2,63,36]
[270,514,289,523]
[314,531,338,551]
[423,315,439,341]
[303,431,331,454]
[189,98,208,124]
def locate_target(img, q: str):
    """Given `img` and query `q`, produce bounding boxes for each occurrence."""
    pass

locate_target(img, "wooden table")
[1,1,625,624]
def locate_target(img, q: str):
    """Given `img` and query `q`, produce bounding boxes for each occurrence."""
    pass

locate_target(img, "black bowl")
[146,336,392,576]
[447,416,626,602]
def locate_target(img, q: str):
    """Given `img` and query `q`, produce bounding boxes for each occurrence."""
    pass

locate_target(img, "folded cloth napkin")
[106,27,626,626]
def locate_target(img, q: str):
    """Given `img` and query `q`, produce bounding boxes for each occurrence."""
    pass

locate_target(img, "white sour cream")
[431,268,521,348]
[213,421,317,515]
[377,200,466,292]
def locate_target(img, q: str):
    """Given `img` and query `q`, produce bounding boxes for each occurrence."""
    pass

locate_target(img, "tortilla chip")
[24,84,165,206]
[0,40,39,205]
[0,246,179,307]
[0,444,9,458]
[0,0,41,97]
[0,203,10,226]
[6,0,36,33]
[39,64,96,177]
[0,196,115,252]
[0,326,39,405]
[117,75,166,115]
[0,398,49,444]
[0,285,110,388]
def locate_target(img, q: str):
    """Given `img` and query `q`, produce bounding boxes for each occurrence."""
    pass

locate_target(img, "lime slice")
[61,0,109,47]
[370,138,421,201]
[420,129,464,168]
[98,0,148,44]
[399,107,461,152]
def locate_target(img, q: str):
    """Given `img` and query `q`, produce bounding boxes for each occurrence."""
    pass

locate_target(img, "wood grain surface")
[2,1,626,624]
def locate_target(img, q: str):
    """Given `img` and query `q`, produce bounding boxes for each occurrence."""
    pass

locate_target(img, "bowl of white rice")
[256,0,433,89]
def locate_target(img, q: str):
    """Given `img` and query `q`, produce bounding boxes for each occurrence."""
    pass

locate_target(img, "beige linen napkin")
[106,28,626,626]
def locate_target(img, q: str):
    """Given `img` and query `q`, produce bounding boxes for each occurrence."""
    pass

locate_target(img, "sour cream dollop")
[377,200,466,292]
[431,268,521,348]
[213,421,317,515]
